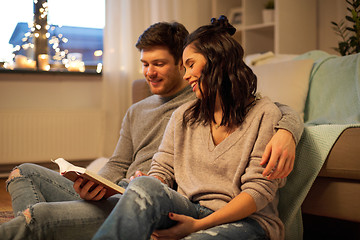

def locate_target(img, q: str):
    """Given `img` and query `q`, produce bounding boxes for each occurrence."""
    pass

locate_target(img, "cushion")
[251,59,314,118]
[245,52,298,66]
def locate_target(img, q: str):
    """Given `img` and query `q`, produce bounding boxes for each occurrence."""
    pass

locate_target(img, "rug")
[0,211,14,225]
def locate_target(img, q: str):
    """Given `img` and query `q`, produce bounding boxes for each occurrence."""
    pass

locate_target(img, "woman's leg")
[0,195,120,240]
[184,217,268,240]
[6,163,81,214]
[93,176,199,240]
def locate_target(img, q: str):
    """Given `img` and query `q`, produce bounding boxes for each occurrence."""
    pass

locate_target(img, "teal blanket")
[278,51,360,240]
[279,124,360,240]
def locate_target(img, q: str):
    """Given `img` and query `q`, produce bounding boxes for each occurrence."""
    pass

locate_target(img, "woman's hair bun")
[210,15,236,36]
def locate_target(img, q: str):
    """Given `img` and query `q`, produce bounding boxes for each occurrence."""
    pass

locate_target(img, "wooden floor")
[0,160,91,213]
[0,178,12,212]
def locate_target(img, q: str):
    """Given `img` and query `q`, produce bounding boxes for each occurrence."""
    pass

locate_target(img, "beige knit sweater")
[149,97,286,240]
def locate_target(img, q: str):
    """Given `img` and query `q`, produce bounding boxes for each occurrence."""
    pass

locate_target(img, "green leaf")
[346,16,355,22]
[331,0,360,55]
[349,35,358,42]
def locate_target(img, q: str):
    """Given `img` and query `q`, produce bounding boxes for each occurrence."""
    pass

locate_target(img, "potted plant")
[331,0,360,55]
[262,0,275,23]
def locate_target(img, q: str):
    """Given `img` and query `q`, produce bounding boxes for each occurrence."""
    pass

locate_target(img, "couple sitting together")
[1,15,303,240]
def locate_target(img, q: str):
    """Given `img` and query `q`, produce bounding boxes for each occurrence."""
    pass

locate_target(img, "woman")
[93,16,285,240]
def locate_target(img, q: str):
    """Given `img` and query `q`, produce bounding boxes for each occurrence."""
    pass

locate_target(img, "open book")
[52,158,125,198]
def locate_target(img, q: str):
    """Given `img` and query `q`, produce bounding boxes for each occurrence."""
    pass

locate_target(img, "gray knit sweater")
[98,86,195,183]
[149,97,287,240]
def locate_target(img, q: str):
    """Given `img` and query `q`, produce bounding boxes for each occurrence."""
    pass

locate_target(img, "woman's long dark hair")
[183,15,257,128]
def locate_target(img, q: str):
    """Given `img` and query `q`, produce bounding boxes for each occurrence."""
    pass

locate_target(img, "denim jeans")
[93,176,268,240]
[0,163,122,240]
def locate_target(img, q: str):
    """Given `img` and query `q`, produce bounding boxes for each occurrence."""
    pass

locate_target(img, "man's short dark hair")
[135,22,189,64]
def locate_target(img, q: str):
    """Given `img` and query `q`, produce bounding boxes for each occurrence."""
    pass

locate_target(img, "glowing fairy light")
[96,63,102,73]
[44,65,50,71]
[11,0,71,70]
[94,50,103,57]
[22,43,30,50]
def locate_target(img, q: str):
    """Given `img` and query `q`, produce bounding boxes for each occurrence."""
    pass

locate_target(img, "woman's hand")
[152,192,256,239]
[151,213,199,240]
[73,178,106,201]
[130,170,166,184]
[129,170,148,181]
[260,129,296,179]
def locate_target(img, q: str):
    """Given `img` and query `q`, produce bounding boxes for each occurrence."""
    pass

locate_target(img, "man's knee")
[6,163,36,189]
[7,163,40,182]
[22,208,32,224]
[7,168,21,183]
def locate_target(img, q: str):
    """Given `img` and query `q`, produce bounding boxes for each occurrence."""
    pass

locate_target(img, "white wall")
[0,72,102,168]
[317,0,348,55]
[0,72,102,110]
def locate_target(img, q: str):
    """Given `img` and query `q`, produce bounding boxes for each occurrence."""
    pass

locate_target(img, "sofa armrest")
[302,127,360,222]
[132,79,152,104]
[319,127,360,180]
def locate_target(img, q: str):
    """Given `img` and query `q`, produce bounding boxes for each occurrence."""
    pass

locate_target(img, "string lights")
[5,0,102,72]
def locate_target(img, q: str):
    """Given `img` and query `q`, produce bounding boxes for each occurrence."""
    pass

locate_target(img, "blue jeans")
[0,163,123,240]
[93,176,268,240]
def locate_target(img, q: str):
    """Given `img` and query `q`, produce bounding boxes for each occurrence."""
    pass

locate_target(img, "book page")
[52,158,125,197]
[52,158,85,174]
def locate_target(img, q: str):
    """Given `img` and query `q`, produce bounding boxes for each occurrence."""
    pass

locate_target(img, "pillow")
[251,59,314,118]
[245,52,299,66]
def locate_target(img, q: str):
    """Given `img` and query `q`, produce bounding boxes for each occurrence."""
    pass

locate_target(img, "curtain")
[102,0,211,156]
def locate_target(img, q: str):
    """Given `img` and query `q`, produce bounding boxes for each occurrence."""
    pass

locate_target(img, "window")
[0,0,105,73]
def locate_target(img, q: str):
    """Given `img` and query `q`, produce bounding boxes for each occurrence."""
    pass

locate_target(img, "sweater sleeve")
[98,110,134,184]
[241,106,286,211]
[147,111,178,188]
[274,102,304,145]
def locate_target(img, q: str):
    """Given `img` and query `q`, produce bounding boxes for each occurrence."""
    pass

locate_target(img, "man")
[0,22,303,240]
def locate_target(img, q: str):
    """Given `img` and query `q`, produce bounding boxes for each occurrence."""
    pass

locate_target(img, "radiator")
[0,109,105,165]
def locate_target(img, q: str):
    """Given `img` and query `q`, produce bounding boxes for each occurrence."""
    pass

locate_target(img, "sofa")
[130,50,360,240]
[248,50,360,240]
